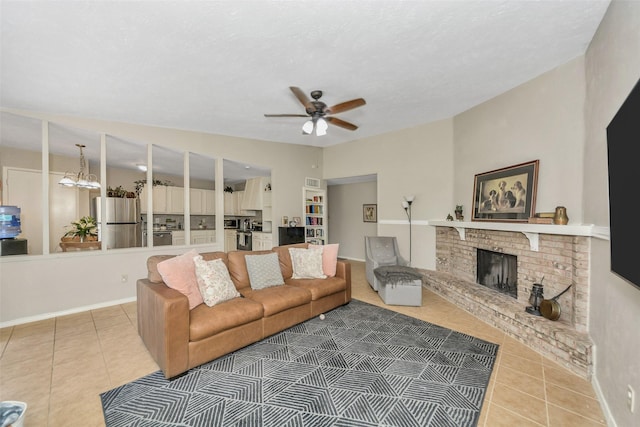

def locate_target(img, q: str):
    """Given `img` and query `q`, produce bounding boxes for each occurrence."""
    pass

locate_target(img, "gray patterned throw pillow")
[245,252,285,290]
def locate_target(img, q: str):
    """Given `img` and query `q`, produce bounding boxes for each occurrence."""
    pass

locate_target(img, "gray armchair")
[365,236,408,291]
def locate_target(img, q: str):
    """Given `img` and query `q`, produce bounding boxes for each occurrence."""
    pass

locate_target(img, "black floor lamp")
[402,195,414,265]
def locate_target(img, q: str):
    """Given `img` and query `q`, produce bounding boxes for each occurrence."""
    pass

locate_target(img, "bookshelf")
[303,187,326,245]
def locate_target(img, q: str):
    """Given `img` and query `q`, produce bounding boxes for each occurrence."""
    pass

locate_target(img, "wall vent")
[305,177,321,188]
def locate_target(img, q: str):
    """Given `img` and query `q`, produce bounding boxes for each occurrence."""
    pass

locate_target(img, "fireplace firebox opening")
[476,249,517,298]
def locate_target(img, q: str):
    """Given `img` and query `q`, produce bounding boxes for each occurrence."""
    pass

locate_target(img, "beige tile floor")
[0,261,606,426]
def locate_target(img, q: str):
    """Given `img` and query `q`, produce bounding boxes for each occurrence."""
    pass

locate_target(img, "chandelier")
[58,144,101,189]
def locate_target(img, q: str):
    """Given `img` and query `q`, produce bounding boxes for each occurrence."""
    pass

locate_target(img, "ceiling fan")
[264,87,366,135]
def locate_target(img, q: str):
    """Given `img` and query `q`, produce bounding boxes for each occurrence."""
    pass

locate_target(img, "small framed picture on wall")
[363,204,377,223]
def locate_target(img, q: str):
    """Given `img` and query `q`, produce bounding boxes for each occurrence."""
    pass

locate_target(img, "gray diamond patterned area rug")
[100,299,499,426]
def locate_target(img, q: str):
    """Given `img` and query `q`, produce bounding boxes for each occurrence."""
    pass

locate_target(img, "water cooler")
[0,206,28,256]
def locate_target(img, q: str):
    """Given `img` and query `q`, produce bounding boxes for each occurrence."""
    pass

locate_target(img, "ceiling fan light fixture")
[315,118,328,136]
[302,120,314,135]
[268,87,365,136]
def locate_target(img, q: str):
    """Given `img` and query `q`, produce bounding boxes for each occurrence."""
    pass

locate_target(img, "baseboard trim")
[0,297,137,328]
[591,348,618,427]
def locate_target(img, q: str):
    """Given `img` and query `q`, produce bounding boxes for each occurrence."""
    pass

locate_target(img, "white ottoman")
[374,266,423,306]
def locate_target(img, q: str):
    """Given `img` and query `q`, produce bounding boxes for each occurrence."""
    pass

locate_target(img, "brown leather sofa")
[137,243,351,378]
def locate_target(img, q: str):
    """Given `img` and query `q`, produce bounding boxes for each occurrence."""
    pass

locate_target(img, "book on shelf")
[306,238,325,245]
[305,217,323,226]
[305,205,323,214]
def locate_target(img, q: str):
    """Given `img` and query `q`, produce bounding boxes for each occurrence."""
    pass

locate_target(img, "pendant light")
[58,144,101,189]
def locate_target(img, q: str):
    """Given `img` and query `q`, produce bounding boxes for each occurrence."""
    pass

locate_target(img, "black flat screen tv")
[606,78,640,289]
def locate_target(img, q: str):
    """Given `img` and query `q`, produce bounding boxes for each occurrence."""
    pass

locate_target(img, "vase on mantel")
[553,206,569,225]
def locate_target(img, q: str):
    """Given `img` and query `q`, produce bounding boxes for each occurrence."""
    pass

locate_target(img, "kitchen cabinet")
[173,229,215,245]
[167,186,184,214]
[262,191,273,222]
[140,185,168,214]
[191,230,215,244]
[223,191,255,216]
[224,229,237,252]
[172,230,185,246]
[252,232,273,251]
[140,185,184,214]
[191,189,215,215]
[224,192,235,215]
[304,187,326,245]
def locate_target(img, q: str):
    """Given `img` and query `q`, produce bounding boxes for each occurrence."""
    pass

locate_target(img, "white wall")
[584,1,640,425]
[327,180,377,260]
[453,56,587,220]
[323,119,454,270]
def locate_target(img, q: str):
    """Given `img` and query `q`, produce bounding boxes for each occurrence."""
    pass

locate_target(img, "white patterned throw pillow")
[193,255,240,307]
[289,247,327,279]
[245,252,285,290]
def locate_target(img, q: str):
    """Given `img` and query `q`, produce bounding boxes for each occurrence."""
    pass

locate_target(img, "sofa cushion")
[189,297,264,341]
[285,276,347,300]
[273,243,309,279]
[147,254,177,283]
[289,247,326,279]
[200,251,228,264]
[245,252,285,290]
[147,251,227,283]
[310,243,340,277]
[193,256,240,307]
[241,285,311,317]
[156,249,203,309]
[227,250,273,291]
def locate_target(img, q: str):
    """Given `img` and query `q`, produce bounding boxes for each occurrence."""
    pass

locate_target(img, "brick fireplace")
[422,222,594,379]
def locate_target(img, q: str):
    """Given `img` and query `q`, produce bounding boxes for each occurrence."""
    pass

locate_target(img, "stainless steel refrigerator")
[91,197,142,249]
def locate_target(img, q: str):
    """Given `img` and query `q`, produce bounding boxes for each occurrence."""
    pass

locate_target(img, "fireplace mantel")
[428,220,609,251]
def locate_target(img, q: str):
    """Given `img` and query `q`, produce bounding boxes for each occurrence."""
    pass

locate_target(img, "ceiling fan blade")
[289,86,312,109]
[264,114,309,117]
[325,98,366,114]
[326,116,358,131]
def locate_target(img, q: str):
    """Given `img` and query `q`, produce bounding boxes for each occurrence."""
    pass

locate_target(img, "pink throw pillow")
[310,243,339,277]
[156,249,203,309]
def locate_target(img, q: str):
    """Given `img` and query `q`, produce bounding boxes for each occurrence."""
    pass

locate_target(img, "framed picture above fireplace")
[472,160,539,222]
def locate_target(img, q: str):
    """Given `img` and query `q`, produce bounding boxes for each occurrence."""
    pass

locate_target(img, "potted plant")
[107,186,136,198]
[63,216,98,242]
[455,205,464,221]
[134,179,172,196]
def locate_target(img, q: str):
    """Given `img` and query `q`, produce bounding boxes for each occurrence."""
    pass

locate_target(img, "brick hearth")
[421,225,593,379]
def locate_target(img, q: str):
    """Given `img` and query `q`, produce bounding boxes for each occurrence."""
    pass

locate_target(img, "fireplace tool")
[525,276,544,316]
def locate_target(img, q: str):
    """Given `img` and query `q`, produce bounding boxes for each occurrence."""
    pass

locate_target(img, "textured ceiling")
[1,0,610,152]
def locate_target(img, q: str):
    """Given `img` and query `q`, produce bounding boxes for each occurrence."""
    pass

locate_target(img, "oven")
[236,230,252,251]
[142,230,173,246]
